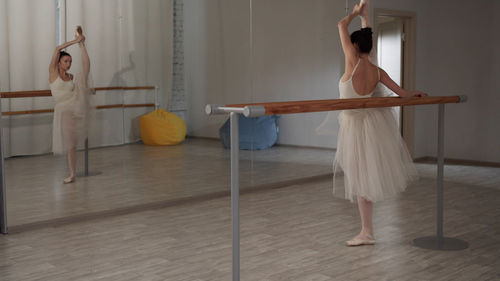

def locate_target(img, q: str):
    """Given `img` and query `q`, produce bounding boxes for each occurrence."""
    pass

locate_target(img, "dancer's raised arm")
[359,0,370,28]
[49,36,84,82]
[338,3,365,64]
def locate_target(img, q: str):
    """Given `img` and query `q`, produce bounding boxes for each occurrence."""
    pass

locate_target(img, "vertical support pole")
[121,90,125,144]
[230,112,240,281]
[80,138,101,178]
[436,103,445,245]
[413,104,468,250]
[155,86,159,110]
[0,98,8,234]
[84,138,89,177]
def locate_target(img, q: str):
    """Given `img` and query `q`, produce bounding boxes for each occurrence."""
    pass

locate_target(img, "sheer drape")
[0,0,56,157]
[69,0,174,146]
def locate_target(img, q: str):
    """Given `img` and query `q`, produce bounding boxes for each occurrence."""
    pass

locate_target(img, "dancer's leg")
[62,112,77,184]
[64,147,76,183]
[346,195,375,246]
[357,195,374,237]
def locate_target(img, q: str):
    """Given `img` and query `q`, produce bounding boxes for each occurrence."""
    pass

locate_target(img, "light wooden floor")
[4,138,334,227]
[1,139,499,280]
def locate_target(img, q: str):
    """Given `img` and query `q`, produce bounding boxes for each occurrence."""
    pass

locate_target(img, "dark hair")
[58,51,71,62]
[350,27,373,54]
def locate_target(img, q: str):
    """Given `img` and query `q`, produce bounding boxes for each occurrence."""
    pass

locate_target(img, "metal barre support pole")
[437,103,445,242]
[413,104,468,250]
[207,106,242,280]
[205,104,266,117]
[85,139,89,177]
[154,86,159,110]
[0,98,7,234]
[78,139,102,178]
[230,112,240,281]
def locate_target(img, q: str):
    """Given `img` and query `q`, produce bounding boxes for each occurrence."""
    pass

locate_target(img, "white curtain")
[0,0,56,157]
[0,0,174,157]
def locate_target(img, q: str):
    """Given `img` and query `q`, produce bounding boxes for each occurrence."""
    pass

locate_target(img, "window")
[55,0,64,44]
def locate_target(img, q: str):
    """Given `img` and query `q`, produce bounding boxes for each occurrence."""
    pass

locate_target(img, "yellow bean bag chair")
[139,109,187,145]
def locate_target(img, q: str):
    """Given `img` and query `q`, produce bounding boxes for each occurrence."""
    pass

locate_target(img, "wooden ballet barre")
[94,86,156,91]
[206,94,469,281]
[1,86,156,99]
[207,95,467,117]
[1,86,159,115]
[96,103,155,109]
[1,90,52,98]
[1,109,55,116]
[1,103,155,116]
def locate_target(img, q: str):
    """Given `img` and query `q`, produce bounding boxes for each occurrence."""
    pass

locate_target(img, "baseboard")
[414,156,500,168]
[275,143,336,152]
[185,135,219,141]
[186,136,337,152]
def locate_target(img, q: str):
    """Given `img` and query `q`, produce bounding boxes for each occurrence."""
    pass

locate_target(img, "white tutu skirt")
[52,73,93,155]
[334,107,418,202]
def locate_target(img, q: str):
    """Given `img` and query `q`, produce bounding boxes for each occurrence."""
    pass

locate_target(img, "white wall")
[185,0,500,163]
[185,0,251,137]
[251,0,345,148]
[402,0,499,162]
[185,0,345,148]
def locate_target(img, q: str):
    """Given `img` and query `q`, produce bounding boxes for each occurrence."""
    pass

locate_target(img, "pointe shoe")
[63,176,75,184]
[346,234,376,246]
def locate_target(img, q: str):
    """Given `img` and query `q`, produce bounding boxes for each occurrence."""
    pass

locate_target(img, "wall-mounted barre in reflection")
[206,95,467,117]
[1,104,156,116]
[1,86,156,98]
[0,86,159,115]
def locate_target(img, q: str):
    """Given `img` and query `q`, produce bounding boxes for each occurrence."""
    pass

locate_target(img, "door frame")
[374,9,417,158]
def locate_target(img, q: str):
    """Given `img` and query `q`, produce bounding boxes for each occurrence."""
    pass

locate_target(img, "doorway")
[377,16,403,128]
[374,9,417,158]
